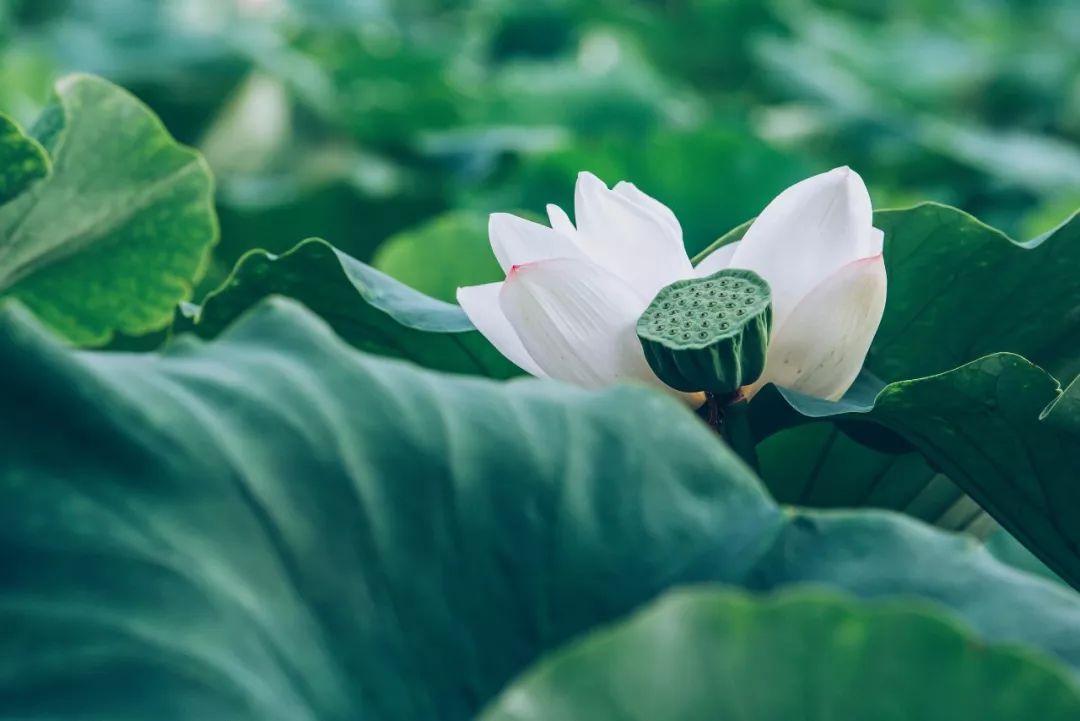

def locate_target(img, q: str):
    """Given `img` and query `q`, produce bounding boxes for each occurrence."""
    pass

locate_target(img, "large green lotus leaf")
[5,298,1080,720]
[0,74,217,346]
[479,589,1080,721]
[0,112,49,205]
[0,297,779,720]
[190,238,520,378]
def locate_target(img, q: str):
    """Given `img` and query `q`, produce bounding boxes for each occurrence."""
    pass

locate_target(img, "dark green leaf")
[865,355,1080,590]
[191,238,520,378]
[758,354,1080,591]
[870,204,1080,384]
[757,422,985,532]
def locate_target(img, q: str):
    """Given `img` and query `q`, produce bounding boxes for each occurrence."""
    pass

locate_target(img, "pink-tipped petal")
[730,166,875,326]
[457,282,546,377]
[488,212,582,274]
[748,254,887,401]
[498,257,662,389]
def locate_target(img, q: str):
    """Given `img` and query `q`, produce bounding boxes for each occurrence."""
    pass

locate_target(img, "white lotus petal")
[867,226,884,255]
[457,282,545,377]
[546,203,577,238]
[573,172,692,300]
[730,166,874,324]
[747,254,887,401]
[498,257,662,389]
[488,212,582,274]
[692,241,741,277]
[613,180,682,241]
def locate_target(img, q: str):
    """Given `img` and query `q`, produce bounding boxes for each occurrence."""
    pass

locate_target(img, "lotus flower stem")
[700,391,758,469]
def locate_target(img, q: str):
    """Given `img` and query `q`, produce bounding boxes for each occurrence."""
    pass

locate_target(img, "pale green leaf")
[0,74,217,346]
[480,589,1080,721]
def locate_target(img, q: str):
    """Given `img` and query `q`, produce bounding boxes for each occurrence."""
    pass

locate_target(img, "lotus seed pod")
[637,268,772,395]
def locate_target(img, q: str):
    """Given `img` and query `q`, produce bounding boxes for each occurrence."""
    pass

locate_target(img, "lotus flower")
[457,167,886,402]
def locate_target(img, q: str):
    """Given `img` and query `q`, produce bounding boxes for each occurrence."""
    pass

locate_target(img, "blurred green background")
[3,0,1078,299]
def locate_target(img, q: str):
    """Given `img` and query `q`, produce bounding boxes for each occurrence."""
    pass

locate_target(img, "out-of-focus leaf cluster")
[5,0,1075,291]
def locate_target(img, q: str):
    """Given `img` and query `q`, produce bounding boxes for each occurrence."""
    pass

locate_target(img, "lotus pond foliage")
[1,1,1080,718]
